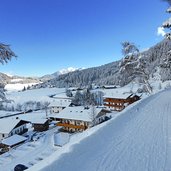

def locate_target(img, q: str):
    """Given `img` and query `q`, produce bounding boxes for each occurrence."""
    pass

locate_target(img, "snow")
[166,7,171,13]
[49,100,71,108]
[54,132,70,146]
[5,83,38,92]
[0,118,22,134]
[0,111,18,118]
[5,87,66,104]
[103,93,132,99]
[28,88,171,171]
[10,79,23,83]
[59,67,78,75]
[0,127,60,171]
[53,94,71,99]
[32,119,48,124]
[49,106,103,122]
[162,17,171,28]
[16,111,47,123]
[2,135,27,146]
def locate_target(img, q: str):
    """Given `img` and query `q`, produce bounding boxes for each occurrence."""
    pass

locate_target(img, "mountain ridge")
[0,39,171,89]
[33,39,171,88]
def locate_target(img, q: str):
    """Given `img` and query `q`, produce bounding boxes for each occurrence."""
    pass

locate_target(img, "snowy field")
[0,84,171,171]
[5,87,66,105]
[5,83,38,92]
[28,88,171,171]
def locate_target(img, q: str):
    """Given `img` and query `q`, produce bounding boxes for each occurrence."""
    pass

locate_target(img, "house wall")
[33,122,49,132]
[0,133,9,141]
[104,98,129,111]
[59,119,89,132]
[104,96,140,111]
[9,124,27,136]
[94,115,106,125]
[0,124,27,141]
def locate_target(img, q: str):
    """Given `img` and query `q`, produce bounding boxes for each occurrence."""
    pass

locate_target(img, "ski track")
[40,90,171,171]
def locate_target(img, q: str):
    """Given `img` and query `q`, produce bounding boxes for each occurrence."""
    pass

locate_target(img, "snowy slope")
[6,87,66,104]
[5,83,38,92]
[29,88,171,171]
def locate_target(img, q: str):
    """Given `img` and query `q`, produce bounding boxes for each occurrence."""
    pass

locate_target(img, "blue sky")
[0,0,169,76]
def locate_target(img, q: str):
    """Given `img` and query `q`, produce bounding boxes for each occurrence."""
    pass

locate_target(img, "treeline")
[34,39,171,89]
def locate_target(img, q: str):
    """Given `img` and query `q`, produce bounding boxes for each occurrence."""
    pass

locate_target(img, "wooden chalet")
[52,106,111,133]
[0,118,29,141]
[0,134,27,148]
[104,94,140,111]
[102,85,118,89]
[49,100,71,114]
[32,119,49,132]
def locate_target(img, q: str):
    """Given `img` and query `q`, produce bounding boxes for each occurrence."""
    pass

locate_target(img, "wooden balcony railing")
[57,123,87,130]
[104,103,125,108]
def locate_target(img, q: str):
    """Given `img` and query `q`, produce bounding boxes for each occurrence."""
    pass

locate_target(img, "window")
[2,134,4,138]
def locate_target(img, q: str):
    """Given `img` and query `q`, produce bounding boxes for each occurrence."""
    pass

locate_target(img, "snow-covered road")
[0,127,59,171]
[39,89,171,171]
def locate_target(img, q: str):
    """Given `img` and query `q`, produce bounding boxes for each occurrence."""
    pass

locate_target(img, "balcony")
[57,123,87,130]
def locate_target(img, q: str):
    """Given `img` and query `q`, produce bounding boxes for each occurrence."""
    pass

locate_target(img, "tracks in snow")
[41,90,171,171]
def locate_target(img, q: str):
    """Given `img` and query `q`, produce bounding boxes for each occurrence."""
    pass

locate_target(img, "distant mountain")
[0,67,82,88]
[40,67,82,81]
[34,39,171,88]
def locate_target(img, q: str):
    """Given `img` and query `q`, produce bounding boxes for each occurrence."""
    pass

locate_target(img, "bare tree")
[90,105,97,126]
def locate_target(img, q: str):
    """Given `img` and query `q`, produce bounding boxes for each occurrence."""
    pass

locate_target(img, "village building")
[104,93,140,111]
[0,118,29,141]
[32,119,49,132]
[49,100,71,114]
[102,85,118,89]
[0,134,27,148]
[51,106,111,133]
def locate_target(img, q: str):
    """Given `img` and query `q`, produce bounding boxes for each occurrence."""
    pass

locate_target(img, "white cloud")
[157,27,166,37]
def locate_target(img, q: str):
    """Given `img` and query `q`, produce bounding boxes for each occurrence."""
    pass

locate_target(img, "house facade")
[104,94,140,111]
[54,106,110,132]
[0,119,28,141]
[32,119,49,132]
[49,100,71,114]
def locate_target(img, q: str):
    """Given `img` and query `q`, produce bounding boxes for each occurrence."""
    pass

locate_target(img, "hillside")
[0,73,40,87]
[34,39,171,88]
[29,88,171,171]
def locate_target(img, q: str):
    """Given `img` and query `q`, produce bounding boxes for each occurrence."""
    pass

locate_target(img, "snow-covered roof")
[17,111,47,123]
[2,134,27,146]
[0,118,24,134]
[49,106,105,122]
[103,93,132,99]
[49,100,71,108]
[102,85,117,88]
[32,119,48,124]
